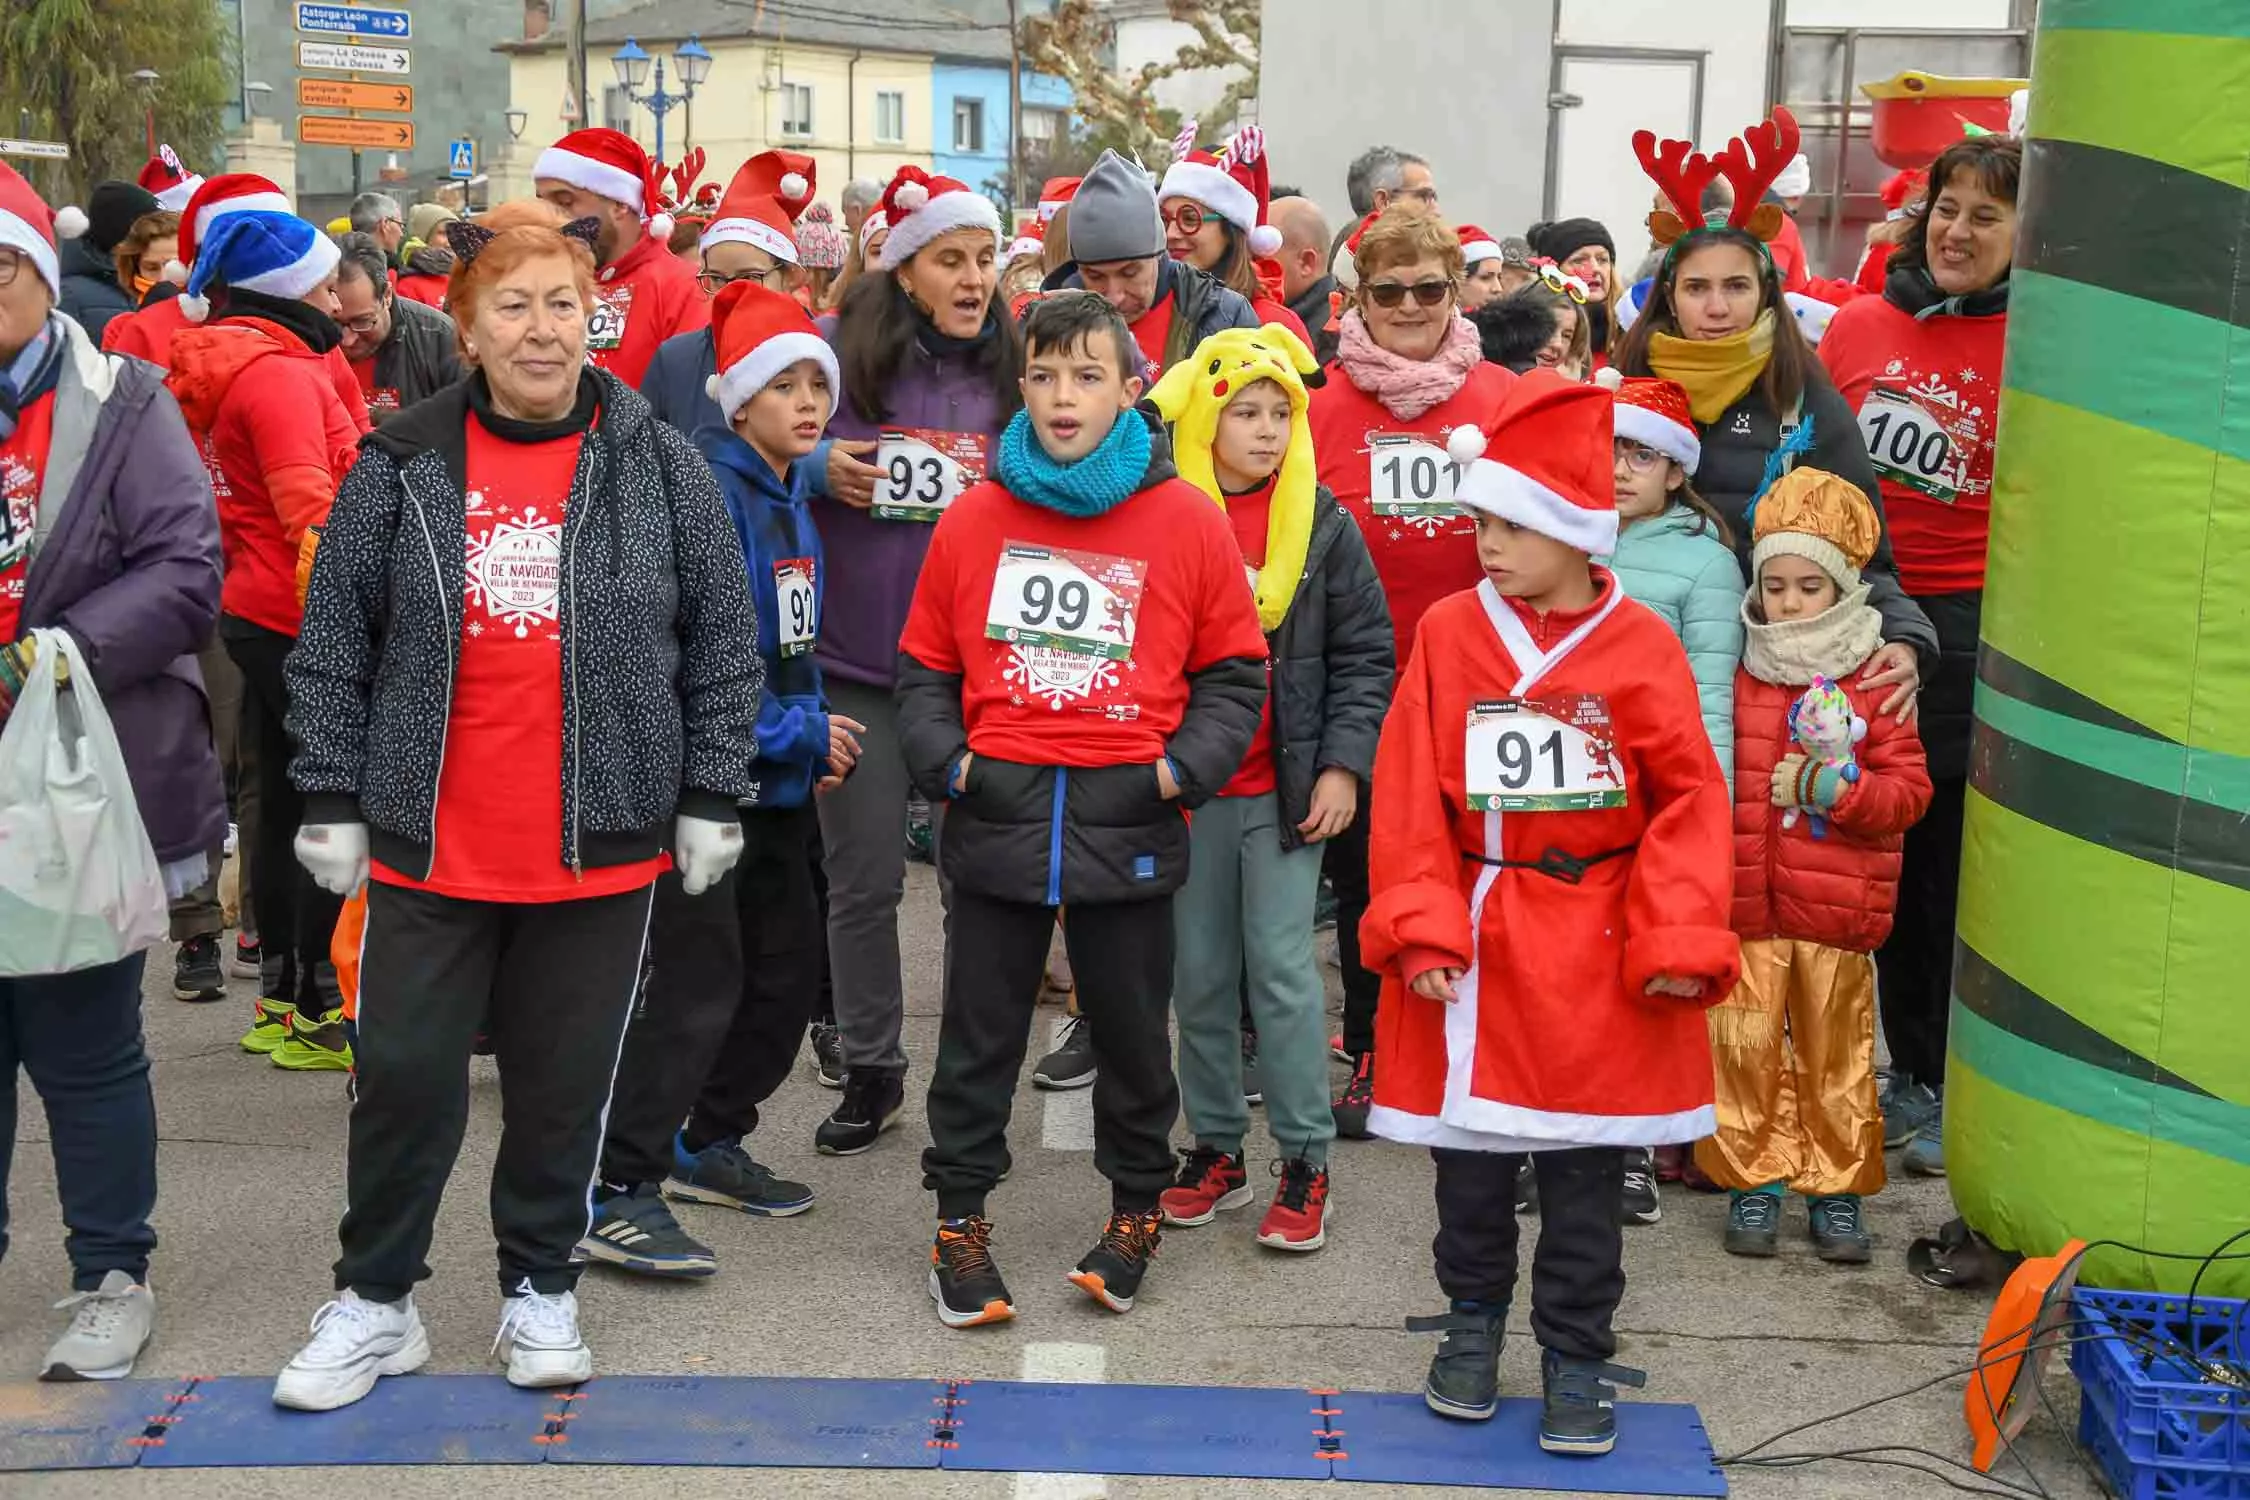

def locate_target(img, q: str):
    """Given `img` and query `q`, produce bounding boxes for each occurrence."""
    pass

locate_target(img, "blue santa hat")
[181,209,340,323]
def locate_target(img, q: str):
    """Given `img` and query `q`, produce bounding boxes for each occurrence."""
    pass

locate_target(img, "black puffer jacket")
[1689,365,1938,671]
[56,238,134,344]
[1041,257,1259,373]
[363,294,465,422]
[287,369,762,880]
[1262,487,1394,849]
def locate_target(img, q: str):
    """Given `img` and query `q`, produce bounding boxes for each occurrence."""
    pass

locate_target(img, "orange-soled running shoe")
[1068,1210,1162,1313]
[929,1215,1015,1329]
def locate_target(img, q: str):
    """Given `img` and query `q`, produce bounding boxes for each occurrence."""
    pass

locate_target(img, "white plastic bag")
[0,629,169,976]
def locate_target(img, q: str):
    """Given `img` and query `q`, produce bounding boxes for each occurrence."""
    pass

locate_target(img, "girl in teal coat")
[1600,373,1744,793]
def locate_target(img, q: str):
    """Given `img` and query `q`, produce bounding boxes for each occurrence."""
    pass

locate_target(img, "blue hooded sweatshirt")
[697,424,830,809]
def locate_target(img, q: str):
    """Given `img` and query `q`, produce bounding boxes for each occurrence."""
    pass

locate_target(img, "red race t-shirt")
[350,355,401,418]
[372,417,666,901]
[1129,293,1177,385]
[0,392,56,643]
[1218,478,1277,799]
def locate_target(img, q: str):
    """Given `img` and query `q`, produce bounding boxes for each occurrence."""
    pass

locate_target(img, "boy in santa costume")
[534,127,709,386]
[1362,370,1737,1453]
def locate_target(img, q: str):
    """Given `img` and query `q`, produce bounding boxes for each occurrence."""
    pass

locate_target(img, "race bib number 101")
[985,541,1146,661]
[874,429,988,522]
[1368,433,1463,518]
[1464,694,1628,812]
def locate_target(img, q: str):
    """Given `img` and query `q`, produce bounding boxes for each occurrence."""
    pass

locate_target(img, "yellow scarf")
[1648,309,1777,424]
[1149,324,1321,631]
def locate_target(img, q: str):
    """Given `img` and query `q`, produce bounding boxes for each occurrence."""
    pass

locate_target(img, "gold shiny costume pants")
[1695,938,1886,1197]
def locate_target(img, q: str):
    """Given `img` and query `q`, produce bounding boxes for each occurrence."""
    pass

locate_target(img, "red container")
[1861,72,2026,169]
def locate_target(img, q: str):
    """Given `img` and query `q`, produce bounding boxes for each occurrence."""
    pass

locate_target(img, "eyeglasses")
[0,250,23,289]
[339,311,385,334]
[1398,186,1440,206]
[1364,278,1453,309]
[1160,202,1206,235]
[1614,440,1670,474]
[1535,262,1590,304]
[696,265,781,295]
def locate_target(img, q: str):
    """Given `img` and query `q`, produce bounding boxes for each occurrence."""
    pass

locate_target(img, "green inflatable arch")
[1951,0,2250,1296]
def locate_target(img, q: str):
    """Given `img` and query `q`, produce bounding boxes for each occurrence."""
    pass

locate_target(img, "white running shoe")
[272,1291,430,1410]
[494,1281,592,1388]
[42,1271,155,1381]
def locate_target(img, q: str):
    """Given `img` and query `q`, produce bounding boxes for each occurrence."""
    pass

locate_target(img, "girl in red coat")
[1701,469,1931,1263]
[1362,370,1737,1455]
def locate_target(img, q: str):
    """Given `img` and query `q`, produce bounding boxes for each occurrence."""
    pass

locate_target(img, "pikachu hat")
[1150,323,1321,631]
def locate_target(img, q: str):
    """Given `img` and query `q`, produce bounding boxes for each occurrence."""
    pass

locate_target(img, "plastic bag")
[0,629,170,976]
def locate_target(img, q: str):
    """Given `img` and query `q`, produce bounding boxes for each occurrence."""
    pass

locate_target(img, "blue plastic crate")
[2070,1287,2250,1500]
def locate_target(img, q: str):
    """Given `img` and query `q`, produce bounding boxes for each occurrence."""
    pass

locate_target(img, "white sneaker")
[494,1281,593,1388]
[272,1291,430,1411]
[41,1271,155,1381]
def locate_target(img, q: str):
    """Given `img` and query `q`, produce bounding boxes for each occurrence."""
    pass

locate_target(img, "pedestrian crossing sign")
[448,138,475,179]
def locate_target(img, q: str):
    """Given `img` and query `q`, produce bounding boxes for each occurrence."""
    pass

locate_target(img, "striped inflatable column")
[1952,0,2250,1296]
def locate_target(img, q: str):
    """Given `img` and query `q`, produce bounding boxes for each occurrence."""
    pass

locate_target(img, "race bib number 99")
[775,557,816,658]
[1856,387,1962,503]
[985,541,1146,661]
[874,429,988,522]
[1368,434,1462,518]
[1464,694,1628,812]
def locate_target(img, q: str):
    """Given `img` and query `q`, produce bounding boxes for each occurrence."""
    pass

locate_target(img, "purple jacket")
[810,315,1010,688]
[19,318,227,866]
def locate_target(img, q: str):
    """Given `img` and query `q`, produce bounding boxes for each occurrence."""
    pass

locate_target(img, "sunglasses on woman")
[1364,278,1454,309]
[1535,262,1590,304]
[1160,202,1207,235]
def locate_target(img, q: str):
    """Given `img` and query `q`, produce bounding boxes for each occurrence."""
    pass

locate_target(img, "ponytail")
[1673,476,1736,551]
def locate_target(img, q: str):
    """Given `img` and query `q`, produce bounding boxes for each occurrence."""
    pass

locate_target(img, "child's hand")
[1645,974,1705,999]
[1156,758,1181,800]
[1771,753,1808,809]
[828,715,866,777]
[1296,767,1359,842]
[1861,642,1921,726]
[1410,966,1464,1003]
[951,752,976,795]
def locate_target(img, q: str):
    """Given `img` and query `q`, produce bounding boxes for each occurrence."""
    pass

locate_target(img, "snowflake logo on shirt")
[465,505,563,638]
[1004,643,1122,711]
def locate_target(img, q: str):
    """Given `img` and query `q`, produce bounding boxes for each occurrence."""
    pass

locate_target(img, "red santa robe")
[1360,572,1740,1150]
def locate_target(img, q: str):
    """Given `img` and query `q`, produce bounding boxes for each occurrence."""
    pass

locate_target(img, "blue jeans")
[0,953,159,1290]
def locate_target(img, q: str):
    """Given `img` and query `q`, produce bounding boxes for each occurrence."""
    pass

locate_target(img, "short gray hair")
[1346,147,1428,214]
[841,178,883,213]
[334,232,391,294]
[348,192,403,234]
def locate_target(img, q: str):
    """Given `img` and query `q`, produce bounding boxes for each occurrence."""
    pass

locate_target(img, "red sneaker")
[1256,1158,1330,1252]
[1158,1146,1251,1226]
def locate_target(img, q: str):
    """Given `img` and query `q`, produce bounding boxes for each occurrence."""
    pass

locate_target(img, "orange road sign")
[300,115,416,150]
[297,78,414,113]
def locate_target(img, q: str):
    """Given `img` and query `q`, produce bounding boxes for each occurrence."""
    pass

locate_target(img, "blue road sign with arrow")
[296,4,412,41]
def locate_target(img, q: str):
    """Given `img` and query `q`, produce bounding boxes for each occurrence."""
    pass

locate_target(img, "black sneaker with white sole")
[1539,1349,1645,1455]
[667,1136,815,1216]
[1068,1210,1161,1313]
[1407,1302,1506,1421]
[173,935,225,1003]
[815,1067,905,1156]
[1620,1147,1661,1225]
[1032,1015,1096,1090]
[809,1022,845,1089]
[578,1184,717,1278]
[930,1215,1015,1328]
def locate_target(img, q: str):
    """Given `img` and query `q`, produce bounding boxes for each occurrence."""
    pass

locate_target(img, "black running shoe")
[1620,1147,1661,1225]
[578,1184,717,1278]
[667,1136,815,1217]
[1332,1051,1374,1140]
[1239,1028,1263,1106]
[809,1022,844,1089]
[815,1067,905,1156]
[173,935,225,1003]
[1539,1348,1645,1455]
[1068,1210,1161,1313]
[1032,1015,1095,1090]
[929,1216,1014,1328]
[1407,1302,1507,1421]
[1514,1159,1537,1215]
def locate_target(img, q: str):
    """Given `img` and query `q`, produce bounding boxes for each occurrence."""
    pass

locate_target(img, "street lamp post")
[130,69,160,155]
[612,34,712,165]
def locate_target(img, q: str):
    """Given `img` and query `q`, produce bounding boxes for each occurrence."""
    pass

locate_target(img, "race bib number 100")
[1857,387,1962,503]
[1368,433,1463,518]
[874,429,988,522]
[985,541,1146,661]
[1464,694,1628,812]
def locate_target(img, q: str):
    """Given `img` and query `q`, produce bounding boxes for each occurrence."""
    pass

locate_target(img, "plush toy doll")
[1780,675,1866,838]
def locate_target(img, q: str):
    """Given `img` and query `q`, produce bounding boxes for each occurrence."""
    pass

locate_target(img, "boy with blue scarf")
[898,293,1268,1327]
[583,282,864,1279]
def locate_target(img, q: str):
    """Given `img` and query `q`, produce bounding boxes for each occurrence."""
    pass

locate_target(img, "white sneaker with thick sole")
[41,1271,155,1381]
[272,1291,430,1411]
[494,1281,593,1388]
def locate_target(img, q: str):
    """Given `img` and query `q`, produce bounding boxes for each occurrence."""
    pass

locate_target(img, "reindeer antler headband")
[1635,106,1800,263]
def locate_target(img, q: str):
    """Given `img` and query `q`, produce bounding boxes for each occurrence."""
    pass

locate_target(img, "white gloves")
[674,814,744,896]
[296,822,370,896]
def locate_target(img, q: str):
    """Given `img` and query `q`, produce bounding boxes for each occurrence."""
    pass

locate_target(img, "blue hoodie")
[697,425,830,809]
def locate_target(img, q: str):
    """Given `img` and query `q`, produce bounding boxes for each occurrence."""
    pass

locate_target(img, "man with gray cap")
[1043,149,1257,381]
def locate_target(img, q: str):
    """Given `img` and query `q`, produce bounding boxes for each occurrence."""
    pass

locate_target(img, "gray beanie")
[1066,150,1162,265]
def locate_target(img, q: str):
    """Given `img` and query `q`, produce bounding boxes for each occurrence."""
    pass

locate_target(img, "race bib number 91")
[874,429,988,522]
[1856,387,1962,503]
[1368,434,1463,518]
[1464,694,1628,812]
[985,541,1146,661]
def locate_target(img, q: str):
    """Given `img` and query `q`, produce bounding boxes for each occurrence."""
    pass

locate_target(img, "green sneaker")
[273,1008,353,1071]
[240,998,297,1055]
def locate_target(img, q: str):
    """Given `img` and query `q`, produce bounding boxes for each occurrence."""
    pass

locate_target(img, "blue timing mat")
[0,1373,1727,1495]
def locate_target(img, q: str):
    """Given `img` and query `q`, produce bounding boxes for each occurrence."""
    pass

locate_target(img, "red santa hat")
[703,278,840,422]
[1158,123,1283,258]
[170,173,293,282]
[535,126,674,241]
[1456,223,1504,267]
[0,162,85,302]
[1448,369,1619,555]
[874,165,1001,268]
[1006,216,1046,261]
[1037,176,1081,223]
[700,150,818,264]
[1598,370,1701,475]
[138,144,204,212]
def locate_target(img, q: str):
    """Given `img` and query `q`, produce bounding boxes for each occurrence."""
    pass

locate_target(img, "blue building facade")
[930,62,1073,217]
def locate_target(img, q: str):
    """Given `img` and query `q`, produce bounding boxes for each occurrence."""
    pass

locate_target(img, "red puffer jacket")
[1731,668,1933,952]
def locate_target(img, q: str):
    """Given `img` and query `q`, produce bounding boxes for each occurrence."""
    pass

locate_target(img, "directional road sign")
[0,138,70,161]
[297,40,409,74]
[299,115,416,150]
[297,78,414,113]
[448,139,476,179]
[296,4,411,40]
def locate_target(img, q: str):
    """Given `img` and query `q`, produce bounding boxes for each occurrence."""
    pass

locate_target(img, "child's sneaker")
[240,997,295,1055]
[1068,1210,1161,1313]
[1405,1301,1505,1421]
[1514,1159,1537,1215]
[1652,1143,1687,1182]
[1881,1076,1939,1148]
[272,1007,353,1071]
[1723,1188,1781,1257]
[1903,1100,1945,1177]
[1240,1029,1263,1106]
[493,1282,591,1387]
[1255,1158,1330,1252]
[929,1216,1015,1328]
[1159,1147,1251,1226]
[1032,1015,1096,1090]
[1538,1348,1645,1455]
[815,1067,905,1156]
[1331,1052,1374,1139]
[579,1184,717,1278]
[808,1022,845,1089]
[1807,1194,1873,1263]
[272,1291,430,1410]
[41,1270,155,1381]
[1620,1148,1661,1225]
[230,931,262,980]
[667,1136,815,1217]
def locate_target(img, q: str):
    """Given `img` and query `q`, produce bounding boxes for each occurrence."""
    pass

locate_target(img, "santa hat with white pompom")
[535,126,677,245]
[702,277,839,422]
[872,165,1000,270]
[0,160,87,303]
[1448,368,1620,555]
[701,150,818,263]
[1159,123,1283,258]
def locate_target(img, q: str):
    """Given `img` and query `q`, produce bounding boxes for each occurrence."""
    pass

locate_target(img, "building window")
[601,86,632,134]
[781,82,813,138]
[875,89,905,144]
[952,97,984,154]
[1021,106,1061,146]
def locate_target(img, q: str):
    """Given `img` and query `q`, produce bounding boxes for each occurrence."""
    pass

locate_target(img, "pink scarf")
[1335,310,1485,421]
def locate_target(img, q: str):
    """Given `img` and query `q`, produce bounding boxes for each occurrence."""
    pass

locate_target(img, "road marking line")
[1039,1017,1094,1151]
[1013,1343,1108,1499]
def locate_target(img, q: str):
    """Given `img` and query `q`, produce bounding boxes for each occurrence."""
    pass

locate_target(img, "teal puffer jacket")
[1605,506,1746,793]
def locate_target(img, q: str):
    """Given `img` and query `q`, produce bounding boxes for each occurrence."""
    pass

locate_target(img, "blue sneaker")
[1903,1101,1945,1177]
[1882,1076,1939,1149]
[578,1184,716,1278]
[1808,1194,1873,1263]
[666,1135,816,1217]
